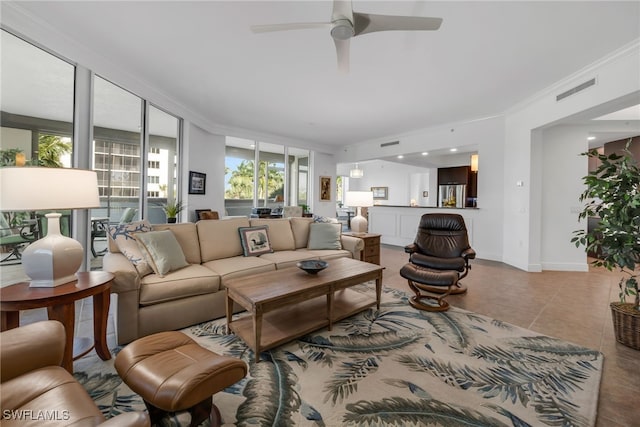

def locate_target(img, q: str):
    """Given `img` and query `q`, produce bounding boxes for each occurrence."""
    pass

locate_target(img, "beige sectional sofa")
[103,217,364,345]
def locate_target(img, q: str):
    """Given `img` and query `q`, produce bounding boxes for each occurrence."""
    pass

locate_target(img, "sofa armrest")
[0,321,66,382]
[102,252,141,294]
[341,234,365,259]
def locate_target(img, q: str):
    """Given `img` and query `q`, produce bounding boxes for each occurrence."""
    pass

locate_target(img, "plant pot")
[167,218,177,224]
[610,302,640,350]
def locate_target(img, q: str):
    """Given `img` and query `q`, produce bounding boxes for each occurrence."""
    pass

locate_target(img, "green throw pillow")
[307,222,342,250]
[135,230,189,277]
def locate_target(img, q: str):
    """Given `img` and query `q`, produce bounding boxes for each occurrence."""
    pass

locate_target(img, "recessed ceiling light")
[397,155,404,159]
[450,148,458,152]
[587,136,596,141]
[421,152,428,156]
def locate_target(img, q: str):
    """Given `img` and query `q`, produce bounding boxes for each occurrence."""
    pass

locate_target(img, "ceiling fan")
[251,0,443,73]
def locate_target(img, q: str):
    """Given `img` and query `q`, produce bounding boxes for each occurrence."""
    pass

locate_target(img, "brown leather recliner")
[0,320,149,427]
[401,213,476,311]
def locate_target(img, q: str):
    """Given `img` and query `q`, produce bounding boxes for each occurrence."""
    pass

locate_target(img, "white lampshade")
[344,191,374,208]
[344,191,373,233]
[0,167,100,287]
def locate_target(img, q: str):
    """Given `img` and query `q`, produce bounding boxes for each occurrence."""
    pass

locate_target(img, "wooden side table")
[344,232,381,265]
[0,271,114,373]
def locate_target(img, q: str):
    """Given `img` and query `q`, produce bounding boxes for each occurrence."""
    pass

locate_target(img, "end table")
[343,232,381,265]
[0,271,114,373]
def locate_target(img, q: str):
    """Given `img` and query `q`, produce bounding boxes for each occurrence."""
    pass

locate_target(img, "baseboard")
[541,262,589,272]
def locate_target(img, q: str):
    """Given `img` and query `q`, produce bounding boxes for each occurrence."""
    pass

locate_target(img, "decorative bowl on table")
[297,260,328,275]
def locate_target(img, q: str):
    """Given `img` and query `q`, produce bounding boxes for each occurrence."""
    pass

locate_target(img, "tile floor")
[4,244,639,426]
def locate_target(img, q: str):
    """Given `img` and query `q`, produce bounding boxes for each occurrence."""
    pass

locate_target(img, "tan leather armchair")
[0,320,149,427]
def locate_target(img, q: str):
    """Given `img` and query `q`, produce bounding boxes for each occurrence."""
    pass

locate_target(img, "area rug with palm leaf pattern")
[74,284,603,427]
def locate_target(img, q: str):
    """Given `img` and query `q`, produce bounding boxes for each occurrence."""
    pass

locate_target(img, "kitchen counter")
[374,205,479,210]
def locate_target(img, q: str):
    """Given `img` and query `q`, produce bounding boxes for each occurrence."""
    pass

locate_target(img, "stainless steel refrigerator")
[438,184,466,208]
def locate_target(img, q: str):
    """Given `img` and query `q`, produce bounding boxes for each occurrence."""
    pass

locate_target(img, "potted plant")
[571,140,639,350]
[162,199,184,223]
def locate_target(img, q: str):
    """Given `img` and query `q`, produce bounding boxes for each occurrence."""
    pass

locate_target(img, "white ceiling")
[2,1,640,148]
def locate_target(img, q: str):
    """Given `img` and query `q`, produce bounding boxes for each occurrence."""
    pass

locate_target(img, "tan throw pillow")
[108,220,153,276]
[135,230,189,277]
[290,217,313,248]
[238,225,273,256]
[249,219,295,251]
[307,222,342,250]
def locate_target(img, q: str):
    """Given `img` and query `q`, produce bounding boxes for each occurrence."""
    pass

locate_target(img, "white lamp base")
[350,213,368,233]
[23,213,83,287]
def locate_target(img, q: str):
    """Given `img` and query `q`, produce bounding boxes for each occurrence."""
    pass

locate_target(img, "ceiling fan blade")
[333,38,350,74]
[251,22,330,33]
[332,0,353,22]
[353,12,442,36]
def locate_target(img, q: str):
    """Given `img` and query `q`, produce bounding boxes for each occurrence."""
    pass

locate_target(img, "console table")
[0,271,114,373]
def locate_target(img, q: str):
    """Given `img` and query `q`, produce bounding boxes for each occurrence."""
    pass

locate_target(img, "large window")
[289,148,310,208]
[92,76,143,223]
[147,105,180,224]
[0,30,75,280]
[0,30,183,278]
[257,142,285,208]
[0,30,74,167]
[224,137,311,216]
[224,137,256,216]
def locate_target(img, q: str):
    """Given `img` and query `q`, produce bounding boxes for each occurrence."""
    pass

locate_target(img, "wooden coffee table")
[225,257,383,362]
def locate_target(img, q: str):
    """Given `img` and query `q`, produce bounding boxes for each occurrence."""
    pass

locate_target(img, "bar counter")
[368,205,480,248]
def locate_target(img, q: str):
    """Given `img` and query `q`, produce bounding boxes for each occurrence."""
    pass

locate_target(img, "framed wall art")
[188,171,206,195]
[320,176,332,201]
[371,186,388,200]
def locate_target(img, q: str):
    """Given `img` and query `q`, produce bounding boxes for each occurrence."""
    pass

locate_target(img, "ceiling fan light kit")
[251,0,442,72]
[331,19,355,40]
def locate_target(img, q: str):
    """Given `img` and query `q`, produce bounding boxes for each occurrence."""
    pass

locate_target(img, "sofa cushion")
[139,264,221,306]
[202,256,275,282]
[249,218,296,251]
[109,220,153,276]
[152,223,201,264]
[307,222,342,250]
[135,230,189,277]
[238,225,274,256]
[259,250,317,269]
[198,217,250,262]
[302,248,353,261]
[290,217,313,249]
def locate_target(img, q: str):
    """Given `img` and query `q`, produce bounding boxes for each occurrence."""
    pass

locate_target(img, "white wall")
[340,116,506,262]
[312,152,336,218]
[539,126,589,271]
[183,122,226,221]
[346,160,435,206]
[503,41,640,271]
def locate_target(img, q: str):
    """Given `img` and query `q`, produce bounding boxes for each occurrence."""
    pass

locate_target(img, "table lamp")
[344,191,373,233]
[0,167,100,287]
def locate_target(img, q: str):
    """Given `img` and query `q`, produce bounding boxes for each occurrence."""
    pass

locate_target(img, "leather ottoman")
[115,331,247,427]
[400,263,459,311]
